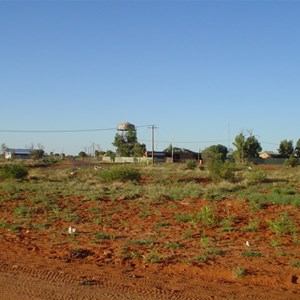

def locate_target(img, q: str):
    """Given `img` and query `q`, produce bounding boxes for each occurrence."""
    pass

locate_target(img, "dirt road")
[0,253,299,300]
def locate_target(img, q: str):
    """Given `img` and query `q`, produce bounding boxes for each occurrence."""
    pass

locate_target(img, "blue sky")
[1,0,300,155]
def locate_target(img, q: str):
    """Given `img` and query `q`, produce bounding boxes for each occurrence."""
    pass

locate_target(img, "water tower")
[117,122,136,132]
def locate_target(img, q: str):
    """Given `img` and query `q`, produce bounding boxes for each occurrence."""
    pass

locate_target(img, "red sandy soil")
[0,167,300,299]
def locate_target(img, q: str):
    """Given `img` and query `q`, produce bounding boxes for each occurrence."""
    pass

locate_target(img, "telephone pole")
[149,125,157,164]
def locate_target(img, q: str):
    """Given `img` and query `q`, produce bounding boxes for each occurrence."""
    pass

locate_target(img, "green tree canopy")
[1,143,7,154]
[202,144,228,163]
[133,142,146,157]
[30,149,44,160]
[113,129,146,157]
[278,140,294,157]
[233,132,262,162]
[295,138,300,157]
[78,151,87,158]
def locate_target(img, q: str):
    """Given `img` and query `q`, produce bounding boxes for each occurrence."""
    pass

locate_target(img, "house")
[250,151,287,165]
[165,148,199,163]
[4,148,33,160]
[145,151,167,162]
[259,151,285,159]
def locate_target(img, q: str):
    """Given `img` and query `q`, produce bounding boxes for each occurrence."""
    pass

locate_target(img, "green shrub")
[219,161,236,182]
[284,156,299,168]
[99,166,141,182]
[245,169,267,185]
[0,164,28,180]
[185,159,197,170]
[206,160,236,182]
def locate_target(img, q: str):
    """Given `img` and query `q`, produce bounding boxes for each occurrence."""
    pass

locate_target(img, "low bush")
[244,168,267,185]
[0,164,28,180]
[284,156,299,168]
[185,159,197,170]
[206,160,236,182]
[99,166,141,182]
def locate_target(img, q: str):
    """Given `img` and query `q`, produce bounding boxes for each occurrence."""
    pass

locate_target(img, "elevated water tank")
[117,122,136,131]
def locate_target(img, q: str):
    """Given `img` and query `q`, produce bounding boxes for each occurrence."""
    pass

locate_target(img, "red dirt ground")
[0,164,300,299]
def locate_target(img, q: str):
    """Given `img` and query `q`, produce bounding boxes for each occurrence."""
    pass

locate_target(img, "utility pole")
[171,139,174,163]
[149,125,157,165]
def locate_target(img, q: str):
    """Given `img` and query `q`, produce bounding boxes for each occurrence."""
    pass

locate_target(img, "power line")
[0,124,151,133]
[140,139,230,144]
[172,139,229,144]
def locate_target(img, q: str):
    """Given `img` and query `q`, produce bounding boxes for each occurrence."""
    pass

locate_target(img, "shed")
[5,148,33,160]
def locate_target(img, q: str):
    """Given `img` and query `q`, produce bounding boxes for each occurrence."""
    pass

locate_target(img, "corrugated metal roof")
[7,148,32,155]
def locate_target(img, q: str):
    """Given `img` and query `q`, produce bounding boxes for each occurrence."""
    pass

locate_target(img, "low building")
[5,148,33,160]
[249,151,287,165]
[259,151,285,159]
[145,151,167,162]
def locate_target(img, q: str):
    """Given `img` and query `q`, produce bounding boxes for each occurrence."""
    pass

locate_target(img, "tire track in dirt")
[0,259,299,300]
[0,260,226,300]
[0,261,77,284]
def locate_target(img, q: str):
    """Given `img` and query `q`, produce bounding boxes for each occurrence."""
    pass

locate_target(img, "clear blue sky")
[1,0,300,155]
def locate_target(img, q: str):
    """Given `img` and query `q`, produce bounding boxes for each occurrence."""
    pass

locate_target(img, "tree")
[30,149,44,160]
[163,144,173,154]
[232,133,246,162]
[133,142,146,157]
[233,132,261,162]
[244,135,262,158]
[105,150,116,162]
[278,140,294,157]
[202,144,228,163]
[112,129,146,157]
[201,145,235,182]
[295,138,300,157]
[78,151,87,158]
[1,143,7,156]
[284,156,299,168]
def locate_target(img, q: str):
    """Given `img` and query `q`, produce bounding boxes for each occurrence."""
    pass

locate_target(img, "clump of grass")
[174,212,194,223]
[267,213,295,236]
[199,235,211,248]
[270,238,281,248]
[165,242,184,249]
[243,218,260,232]
[98,166,141,182]
[126,239,153,246]
[185,159,197,170]
[194,255,210,263]
[247,193,267,212]
[244,169,267,185]
[220,212,235,232]
[205,249,226,256]
[143,248,162,264]
[289,261,300,268]
[14,202,31,217]
[182,230,194,240]
[234,266,246,278]
[241,250,262,257]
[156,221,171,227]
[130,251,141,259]
[94,232,114,241]
[0,164,28,180]
[198,205,216,226]
[174,205,216,227]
